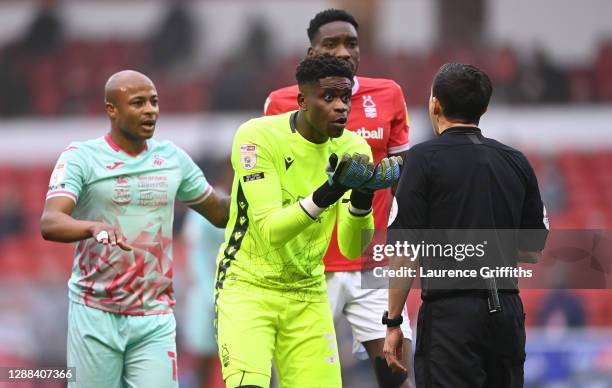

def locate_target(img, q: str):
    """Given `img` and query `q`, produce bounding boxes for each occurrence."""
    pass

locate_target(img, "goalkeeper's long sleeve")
[337,196,374,259]
[229,116,373,255]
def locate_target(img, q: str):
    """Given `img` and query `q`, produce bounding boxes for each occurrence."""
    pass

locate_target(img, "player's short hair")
[307,9,359,42]
[432,63,493,124]
[296,54,354,86]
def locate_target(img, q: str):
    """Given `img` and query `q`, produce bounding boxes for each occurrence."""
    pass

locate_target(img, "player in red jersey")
[264,9,413,388]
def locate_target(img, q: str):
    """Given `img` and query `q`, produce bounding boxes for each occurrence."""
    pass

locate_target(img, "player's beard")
[119,124,153,142]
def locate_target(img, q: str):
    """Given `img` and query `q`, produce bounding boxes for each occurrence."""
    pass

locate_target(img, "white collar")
[352,76,360,95]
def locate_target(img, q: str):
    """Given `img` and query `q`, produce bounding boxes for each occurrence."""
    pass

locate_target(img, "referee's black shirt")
[389,126,548,298]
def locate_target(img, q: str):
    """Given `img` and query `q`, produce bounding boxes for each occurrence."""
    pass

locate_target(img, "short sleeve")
[387,147,429,244]
[176,146,212,206]
[387,83,410,155]
[46,144,86,203]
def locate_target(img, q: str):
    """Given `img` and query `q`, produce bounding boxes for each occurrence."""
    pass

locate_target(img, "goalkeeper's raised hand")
[310,152,374,209]
[349,156,403,212]
[360,156,403,192]
[327,153,375,189]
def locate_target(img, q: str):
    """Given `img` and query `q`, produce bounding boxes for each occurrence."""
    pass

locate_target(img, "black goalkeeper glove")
[312,153,374,208]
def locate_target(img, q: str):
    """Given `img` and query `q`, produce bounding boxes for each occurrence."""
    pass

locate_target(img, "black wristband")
[350,190,374,211]
[382,311,403,327]
[312,181,348,208]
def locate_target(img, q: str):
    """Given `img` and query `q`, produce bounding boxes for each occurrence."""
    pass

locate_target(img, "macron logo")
[106,161,125,170]
[356,127,383,140]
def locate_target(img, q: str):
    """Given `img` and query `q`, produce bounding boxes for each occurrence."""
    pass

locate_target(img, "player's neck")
[436,118,478,135]
[109,129,147,155]
[295,110,329,144]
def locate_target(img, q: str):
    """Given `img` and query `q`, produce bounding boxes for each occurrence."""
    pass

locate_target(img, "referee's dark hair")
[296,54,354,86]
[307,9,359,42]
[432,63,493,125]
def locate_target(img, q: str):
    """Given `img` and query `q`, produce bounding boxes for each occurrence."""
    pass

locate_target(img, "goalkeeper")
[214,54,402,388]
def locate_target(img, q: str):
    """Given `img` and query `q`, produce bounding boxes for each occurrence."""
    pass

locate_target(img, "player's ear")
[431,96,441,116]
[105,101,116,119]
[297,92,307,111]
[307,47,314,57]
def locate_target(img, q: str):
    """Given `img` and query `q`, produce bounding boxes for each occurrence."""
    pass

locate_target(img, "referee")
[382,63,549,387]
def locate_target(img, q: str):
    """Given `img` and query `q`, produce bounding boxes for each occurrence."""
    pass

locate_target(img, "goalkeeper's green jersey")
[215,111,374,302]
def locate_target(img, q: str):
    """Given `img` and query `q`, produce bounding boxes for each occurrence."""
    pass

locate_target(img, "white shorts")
[326,271,412,360]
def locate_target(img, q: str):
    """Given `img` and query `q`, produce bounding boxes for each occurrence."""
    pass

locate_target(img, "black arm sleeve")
[518,158,549,251]
[387,147,429,245]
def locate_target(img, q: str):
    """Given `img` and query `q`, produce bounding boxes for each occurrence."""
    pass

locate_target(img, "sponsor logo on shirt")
[240,144,257,170]
[137,176,169,206]
[363,95,377,118]
[356,127,384,140]
[138,189,168,206]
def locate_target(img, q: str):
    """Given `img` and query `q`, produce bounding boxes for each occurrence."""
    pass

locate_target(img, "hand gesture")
[383,326,408,375]
[360,156,403,192]
[89,222,133,251]
[327,152,375,189]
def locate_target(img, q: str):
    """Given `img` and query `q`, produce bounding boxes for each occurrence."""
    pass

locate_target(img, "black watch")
[382,311,403,327]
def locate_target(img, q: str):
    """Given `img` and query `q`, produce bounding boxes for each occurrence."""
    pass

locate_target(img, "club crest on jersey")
[240,144,257,170]
[153,154,165,167]
[363,95,377,118]
[112,175,132,205]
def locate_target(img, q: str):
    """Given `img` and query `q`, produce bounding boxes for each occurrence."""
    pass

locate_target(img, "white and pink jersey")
[47,134,212,315]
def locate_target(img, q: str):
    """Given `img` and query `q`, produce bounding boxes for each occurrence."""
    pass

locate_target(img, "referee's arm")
[517,154,550,263]
[384,250,418,375]
[387,146,429,316]
[384,147,429,373]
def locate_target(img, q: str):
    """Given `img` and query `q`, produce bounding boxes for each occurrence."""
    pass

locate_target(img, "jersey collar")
[104,132,149,157]
[442,126,482,136]
[289,112,298,133]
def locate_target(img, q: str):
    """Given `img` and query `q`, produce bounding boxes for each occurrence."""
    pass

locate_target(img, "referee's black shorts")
[415,293,525,388]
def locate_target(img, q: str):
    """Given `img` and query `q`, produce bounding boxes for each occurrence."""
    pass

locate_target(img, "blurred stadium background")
[0,0,611,387]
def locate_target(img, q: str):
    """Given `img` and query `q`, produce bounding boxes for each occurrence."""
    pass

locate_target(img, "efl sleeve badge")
[240,144,257,170]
